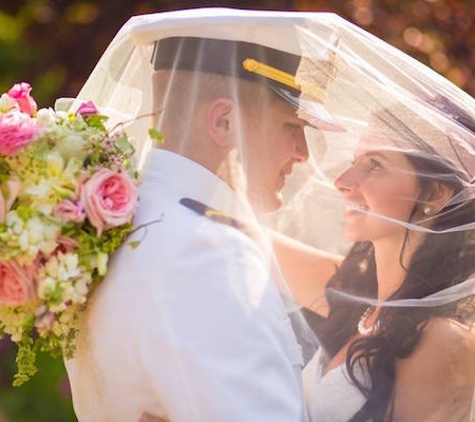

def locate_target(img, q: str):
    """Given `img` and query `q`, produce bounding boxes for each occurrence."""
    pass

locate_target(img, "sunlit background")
[0,0,474,420]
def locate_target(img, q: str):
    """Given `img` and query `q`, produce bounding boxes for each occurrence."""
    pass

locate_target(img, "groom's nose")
[292,132,310,163]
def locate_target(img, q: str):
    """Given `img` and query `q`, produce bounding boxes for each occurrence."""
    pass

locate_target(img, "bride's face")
[334,138,422,244]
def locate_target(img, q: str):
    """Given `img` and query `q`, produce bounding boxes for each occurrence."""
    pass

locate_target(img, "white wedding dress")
[303,349,368,422]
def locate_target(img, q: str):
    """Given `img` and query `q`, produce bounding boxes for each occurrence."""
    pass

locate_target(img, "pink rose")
[0,260,37,306]
[8,82,37,117]
[0,178,20,224]
[55,200,86,223]
[0,112,38,156]
[76,101,98,118]
[80,169,138,236]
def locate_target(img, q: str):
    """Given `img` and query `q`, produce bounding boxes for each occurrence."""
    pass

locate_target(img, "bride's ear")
[423,181,454,215]
[207,98,234,147]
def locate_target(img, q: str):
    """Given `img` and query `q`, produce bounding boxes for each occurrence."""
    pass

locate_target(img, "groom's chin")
[248,191,284,213]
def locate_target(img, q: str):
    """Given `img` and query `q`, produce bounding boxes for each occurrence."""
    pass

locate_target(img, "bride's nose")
[334,166,360,193]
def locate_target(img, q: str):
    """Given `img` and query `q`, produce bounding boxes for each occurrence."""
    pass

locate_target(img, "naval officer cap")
[73,8,347,165]
[150,35,343,132]
[118,8,343,132]
[152,37,300,98]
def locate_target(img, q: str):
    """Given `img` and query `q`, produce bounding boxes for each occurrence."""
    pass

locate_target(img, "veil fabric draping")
[70,8,475,421]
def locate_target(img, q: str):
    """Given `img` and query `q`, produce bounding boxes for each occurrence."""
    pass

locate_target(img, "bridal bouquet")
[0,83,139,385]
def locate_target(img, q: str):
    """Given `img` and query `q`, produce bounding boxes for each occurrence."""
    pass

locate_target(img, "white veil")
[72,8,351,359]
[72,8,475,421]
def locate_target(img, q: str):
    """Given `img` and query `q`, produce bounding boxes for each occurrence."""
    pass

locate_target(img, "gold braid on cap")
[243,59,299,90]
[243,58,326,103]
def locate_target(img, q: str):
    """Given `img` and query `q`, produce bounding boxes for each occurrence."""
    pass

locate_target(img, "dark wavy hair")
[315,102,475,421]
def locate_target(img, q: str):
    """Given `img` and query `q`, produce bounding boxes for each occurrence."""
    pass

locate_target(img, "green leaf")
[30,139,52,155]
[0,157,11,183]
[85,114,108,131]
[115,135,134,154]
[148,128,165,144]
[128,240,140,249]
[16,205,34,220]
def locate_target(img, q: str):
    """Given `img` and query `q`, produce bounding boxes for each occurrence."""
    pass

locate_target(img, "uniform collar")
[141,149,253,221]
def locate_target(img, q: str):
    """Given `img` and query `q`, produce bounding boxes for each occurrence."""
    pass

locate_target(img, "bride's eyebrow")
[354,151,390,161]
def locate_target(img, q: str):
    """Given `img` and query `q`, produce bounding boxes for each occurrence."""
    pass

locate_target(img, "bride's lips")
[343,201,369,217]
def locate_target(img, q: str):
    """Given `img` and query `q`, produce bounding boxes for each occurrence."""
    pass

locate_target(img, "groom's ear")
[207,98,234,147]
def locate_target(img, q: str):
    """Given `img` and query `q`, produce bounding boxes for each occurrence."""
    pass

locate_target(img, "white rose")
[38,276,57,299]
[46,151,65,177]
[0,93,17,112]
[74,275,90,297]
[59,308,74,323]
[6,211,23,233]
[36,107,57,125]
[19,231,32,252]
[57,254,80,281]
[56,134,87,161]
[27,218,44,244]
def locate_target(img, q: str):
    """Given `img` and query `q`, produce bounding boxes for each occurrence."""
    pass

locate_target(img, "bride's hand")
[139,412,167,422]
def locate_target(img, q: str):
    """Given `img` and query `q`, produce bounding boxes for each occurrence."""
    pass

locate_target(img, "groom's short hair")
[151,68,278,147]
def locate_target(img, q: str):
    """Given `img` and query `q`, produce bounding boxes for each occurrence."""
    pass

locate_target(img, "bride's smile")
[335,147,422,243]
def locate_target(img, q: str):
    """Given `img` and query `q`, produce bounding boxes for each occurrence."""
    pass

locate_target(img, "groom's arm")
[139,413,166,422]
[137,226,306,422]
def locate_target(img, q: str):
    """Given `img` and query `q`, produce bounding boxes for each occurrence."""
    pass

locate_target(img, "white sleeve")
[137,228,306,422]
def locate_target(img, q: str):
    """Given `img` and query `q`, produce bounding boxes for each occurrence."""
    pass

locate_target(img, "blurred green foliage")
[0,0,474,420]
[0,339,75,421]
[1,0,474,109]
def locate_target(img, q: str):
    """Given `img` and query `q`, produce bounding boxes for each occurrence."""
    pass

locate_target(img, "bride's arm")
[269,229,343,316]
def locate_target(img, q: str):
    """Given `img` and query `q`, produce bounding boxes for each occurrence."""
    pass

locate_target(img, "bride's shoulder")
[392,317,475,420]
[397,317,475,378]
[420,317,475,352]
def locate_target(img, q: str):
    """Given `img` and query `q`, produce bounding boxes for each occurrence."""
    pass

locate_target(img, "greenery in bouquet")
[0,82,139,386]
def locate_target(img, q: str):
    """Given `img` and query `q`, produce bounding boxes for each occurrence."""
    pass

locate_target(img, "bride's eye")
[369,158,382,171]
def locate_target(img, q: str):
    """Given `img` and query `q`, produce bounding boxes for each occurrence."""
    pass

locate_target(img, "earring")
[423,205,433,216]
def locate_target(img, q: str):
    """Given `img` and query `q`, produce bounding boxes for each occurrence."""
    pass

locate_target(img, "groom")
[65,10,340,422]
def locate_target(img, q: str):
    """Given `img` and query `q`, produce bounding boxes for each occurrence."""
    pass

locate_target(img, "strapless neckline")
[303,349,369,422]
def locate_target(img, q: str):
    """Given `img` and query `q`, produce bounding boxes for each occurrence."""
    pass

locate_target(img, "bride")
[273,98,475,421]
[70,8,475,421]
[140,97,475,422]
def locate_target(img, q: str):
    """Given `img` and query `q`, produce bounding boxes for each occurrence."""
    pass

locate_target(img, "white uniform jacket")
[65,149,306,422]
